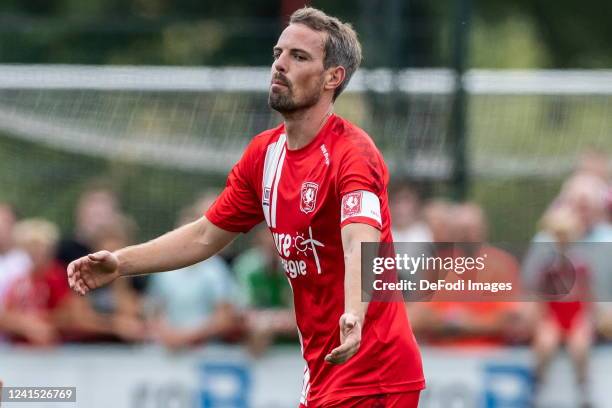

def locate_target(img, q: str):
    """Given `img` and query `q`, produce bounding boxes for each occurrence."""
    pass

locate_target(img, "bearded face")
[268,23,328,114]
[268,72,325,113]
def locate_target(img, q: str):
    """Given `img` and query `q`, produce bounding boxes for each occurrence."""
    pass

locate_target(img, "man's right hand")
[67,250,120,295]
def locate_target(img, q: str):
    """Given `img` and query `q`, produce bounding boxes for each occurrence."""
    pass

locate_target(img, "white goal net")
[1,65,610,238]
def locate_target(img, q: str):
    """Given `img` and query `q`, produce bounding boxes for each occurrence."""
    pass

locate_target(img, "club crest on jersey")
[342,191,362,218]
[300,182,319,214]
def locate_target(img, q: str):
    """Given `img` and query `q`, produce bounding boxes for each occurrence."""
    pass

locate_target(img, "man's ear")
[324,66,346,93]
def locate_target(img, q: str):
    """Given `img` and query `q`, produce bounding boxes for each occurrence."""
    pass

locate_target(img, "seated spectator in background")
[596,184,612,341]
[406,199,454,334]
[2,219,69,345]
[532,206,593,408]
[410,199,456,292]
[419,199,461,263]
[449,203,522,294]
[56,181,120,267]
[422,199,454,244]
[0,203,30,303]
[233,225,296,356]
[390,183,433,293]
[575,148,609,182]
[83,214,147,342]
[606,187,612,224]
[390,182,432,243]
[561,174,609,241]
[414,203,527,346]
[147,194,243,350]
[0,205,45,344]
[4,219,143,345]
[524,173,612,342]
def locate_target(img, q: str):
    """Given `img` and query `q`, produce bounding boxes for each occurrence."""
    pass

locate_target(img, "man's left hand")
[325,312,362,364]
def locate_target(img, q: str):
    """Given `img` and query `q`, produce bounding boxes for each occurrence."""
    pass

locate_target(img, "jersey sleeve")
[337,136,385,230]
[206,142,264,233]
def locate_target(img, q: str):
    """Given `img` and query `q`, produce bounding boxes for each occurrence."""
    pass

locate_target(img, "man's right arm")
[68,216,237,295]
[117,216,236,276]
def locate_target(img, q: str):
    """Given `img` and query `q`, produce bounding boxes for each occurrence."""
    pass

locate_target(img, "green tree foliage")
[0,0,282,65]
[474,0,612,68]
[1,0,610,67]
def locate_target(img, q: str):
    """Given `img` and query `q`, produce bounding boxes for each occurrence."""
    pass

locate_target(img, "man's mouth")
[271,76,290,88]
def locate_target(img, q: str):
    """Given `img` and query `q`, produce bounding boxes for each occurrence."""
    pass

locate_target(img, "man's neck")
[283,102,333,150]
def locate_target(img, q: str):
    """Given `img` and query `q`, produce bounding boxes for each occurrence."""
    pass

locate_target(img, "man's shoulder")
[329,115,379,154]
[331,115,371,139]
[328,116,386,176]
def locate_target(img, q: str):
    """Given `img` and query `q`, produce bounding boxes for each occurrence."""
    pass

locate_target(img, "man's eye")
[295,55,306,61]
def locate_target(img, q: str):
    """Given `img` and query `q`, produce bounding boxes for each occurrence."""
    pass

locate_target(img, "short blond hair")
[13,218,60,249]
[290,7,362,100]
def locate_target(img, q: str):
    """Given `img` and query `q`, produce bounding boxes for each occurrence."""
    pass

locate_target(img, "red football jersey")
[206,114,425,406]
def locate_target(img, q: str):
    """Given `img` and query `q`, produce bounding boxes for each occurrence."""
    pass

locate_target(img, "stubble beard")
[268,88,299,113]
[268,81,324,114]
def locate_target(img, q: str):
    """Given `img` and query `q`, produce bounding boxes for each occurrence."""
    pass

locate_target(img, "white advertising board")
[1,345,611,407]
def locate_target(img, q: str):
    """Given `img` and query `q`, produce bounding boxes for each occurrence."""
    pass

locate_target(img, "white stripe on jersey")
[300,366,311,405]
[262,134,286,227]
[270,146,286,228]
[287,276,311,406]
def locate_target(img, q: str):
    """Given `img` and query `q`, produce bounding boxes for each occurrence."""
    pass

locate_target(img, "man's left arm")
[325,222,380,364]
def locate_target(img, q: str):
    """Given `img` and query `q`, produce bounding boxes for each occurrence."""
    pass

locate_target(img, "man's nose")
[273,52,288,73]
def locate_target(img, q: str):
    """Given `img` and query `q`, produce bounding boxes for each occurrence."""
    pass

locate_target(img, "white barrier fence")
[1,345,612,408]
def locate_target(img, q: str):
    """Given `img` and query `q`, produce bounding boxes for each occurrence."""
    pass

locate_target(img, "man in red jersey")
[67,7,424,407]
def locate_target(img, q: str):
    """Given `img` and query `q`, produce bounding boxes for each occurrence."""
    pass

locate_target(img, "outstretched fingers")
[324,336,360,364]
[67,257,92,295]
[67,261,76,289]
[67,258,84,290]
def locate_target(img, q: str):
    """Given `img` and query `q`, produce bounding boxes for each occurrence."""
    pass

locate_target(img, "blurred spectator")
[2,219,67,345]
[595,185,612,341]
[83,214,147,342]
[525,175,609,280]
[406,200,454,335]
[390,182,432,243]
[606,187,612,224]
[558,174,609,240]
[532,206,593,408]
[600,186,612,342]
[233,225,296,356]
[56,181,120,267]
[0,204,38,343]
[390,183,433,290]
[413,203,527,346]
[421,199,454,243]
[3,218,143,345]
[147,194,243,350]
[524,173,612,342]
[575,148,610,182]
[0,203,30,301]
